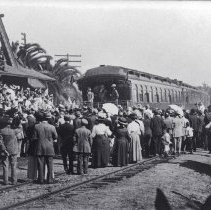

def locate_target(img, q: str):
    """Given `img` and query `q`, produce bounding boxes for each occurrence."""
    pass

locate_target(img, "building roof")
[0,64,55,81]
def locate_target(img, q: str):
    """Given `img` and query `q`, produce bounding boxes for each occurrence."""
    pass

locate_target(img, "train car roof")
[83,65,197,90]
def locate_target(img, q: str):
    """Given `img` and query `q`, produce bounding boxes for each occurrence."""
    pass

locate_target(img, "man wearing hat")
[87,87,94,108]
[73,111,83,130]
[73,119,92,175]
[110,84,119,105]
[0,117,18,185]
[150,110,165,156]
[58,115,75,174]
[33,112,58,184]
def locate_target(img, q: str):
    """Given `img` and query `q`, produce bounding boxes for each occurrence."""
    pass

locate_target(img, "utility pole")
[54,53,82,68]
[21,32,26,46]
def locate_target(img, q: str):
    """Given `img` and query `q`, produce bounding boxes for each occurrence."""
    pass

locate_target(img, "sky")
[0,0,211,86]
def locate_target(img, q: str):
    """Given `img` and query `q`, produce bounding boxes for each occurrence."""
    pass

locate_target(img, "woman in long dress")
[91,112,112,168]
[112,117,130,167]
[127,113,142,163]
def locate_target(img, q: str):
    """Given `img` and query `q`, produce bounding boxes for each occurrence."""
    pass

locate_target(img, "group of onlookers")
[0,84,211,185]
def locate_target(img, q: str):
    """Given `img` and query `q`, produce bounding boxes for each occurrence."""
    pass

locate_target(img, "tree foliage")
[12,41,82,104]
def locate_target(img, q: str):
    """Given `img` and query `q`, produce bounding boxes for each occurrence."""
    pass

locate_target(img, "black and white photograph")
[0,0,210,209]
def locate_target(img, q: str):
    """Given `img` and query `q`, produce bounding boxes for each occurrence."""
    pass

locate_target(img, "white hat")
[111,84,116,87]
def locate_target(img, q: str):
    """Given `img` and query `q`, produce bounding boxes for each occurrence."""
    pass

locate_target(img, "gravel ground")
[0,157,128,208]
[22,150,211,210]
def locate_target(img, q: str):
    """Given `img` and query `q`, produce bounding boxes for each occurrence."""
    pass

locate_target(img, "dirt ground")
[38,150,211,210]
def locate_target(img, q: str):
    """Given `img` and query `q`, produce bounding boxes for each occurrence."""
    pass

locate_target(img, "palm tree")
[12,41,82,105]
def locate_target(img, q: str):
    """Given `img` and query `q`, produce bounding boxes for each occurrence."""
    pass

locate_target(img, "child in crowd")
[185,122,194,154]
[161,128,172,157]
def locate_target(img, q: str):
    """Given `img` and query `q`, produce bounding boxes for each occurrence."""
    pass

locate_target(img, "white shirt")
[91,123,112,137]
[127,121,141,135]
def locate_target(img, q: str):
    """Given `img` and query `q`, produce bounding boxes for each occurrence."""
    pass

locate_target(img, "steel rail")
[0,156,161,210]
[0,171,66,194]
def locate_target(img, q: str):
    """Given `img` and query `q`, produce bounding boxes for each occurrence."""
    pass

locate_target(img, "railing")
[82,100,133,108]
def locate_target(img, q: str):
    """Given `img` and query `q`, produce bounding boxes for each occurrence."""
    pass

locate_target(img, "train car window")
[168,90,172,103]
[164,89,167,102]
[140,85,143,102]
[146,92,150,103]
[171,89,174,103]
[160,88,163,102]
[151,87,154,102]
[135,84,139,103]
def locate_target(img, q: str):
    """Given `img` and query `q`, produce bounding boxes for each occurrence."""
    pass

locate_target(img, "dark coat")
[189,114,199,131]
[34,121,58,156]
[112,127,130,166]
[150,115,164,137]
[143,118,152,137]
[87,115,97,130]
[73,117,82,130]
[58,122,74,148]
[0,126,18,155]
[73,126,92,154]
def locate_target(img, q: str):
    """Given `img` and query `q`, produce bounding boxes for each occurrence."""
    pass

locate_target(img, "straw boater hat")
[118,117,128,125]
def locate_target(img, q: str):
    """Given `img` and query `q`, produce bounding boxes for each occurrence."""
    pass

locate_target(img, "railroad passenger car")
[78,65,210,109]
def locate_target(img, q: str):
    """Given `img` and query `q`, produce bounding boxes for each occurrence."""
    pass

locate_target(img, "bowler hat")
[129,113,138,120]
[118,117,128,125]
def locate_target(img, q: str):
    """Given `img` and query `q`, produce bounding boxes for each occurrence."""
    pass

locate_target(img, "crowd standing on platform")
[0,83,211,185]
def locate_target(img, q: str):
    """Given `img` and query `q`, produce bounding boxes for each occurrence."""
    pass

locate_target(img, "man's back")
[74,126,92,154]
[151,115,164,136]
[0,126,18,155]
[34,122,58,156]
[58,122,74,147]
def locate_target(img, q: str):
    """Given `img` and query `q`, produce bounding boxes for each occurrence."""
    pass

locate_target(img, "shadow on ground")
[179,160,211,176]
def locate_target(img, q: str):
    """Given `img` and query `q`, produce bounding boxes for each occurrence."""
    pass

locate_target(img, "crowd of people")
[0,84,211,186]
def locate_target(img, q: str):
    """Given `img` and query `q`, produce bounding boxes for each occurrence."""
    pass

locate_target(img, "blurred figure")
[87,87,94,108]
[185,122,194,154]
[189,109,199,152]
[143,113,152,157]
[127,113,142,162]
[58,115,75,174]
[150,110,164,156]
[110,84,119,105]
[0,118,18,185]
[112,117,130,167]
[172,113,183,155]
[33,112,58,184]
[73,119,92,175]
[161,128,172,157]
[91,113,112,168]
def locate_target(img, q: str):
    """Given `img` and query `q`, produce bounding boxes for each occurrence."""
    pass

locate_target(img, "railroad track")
[0,156,172,210]
[0,171,66,194]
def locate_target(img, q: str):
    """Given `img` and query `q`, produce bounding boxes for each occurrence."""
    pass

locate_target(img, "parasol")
[102,103,118,116]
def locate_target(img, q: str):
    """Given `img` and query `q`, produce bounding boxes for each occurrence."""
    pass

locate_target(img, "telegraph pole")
[54,53,82,68]
[21,32,26,46]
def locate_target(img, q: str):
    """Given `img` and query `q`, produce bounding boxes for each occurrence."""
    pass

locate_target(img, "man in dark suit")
[150,110,165,156]
[73,119,92,175]
[34,112,58,184]
[58,115,75,174]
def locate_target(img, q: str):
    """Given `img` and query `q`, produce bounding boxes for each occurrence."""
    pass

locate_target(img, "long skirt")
[112,139,128,167]
[92,135,110,168]
[27,156,38,180]
[129,132,142,163]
